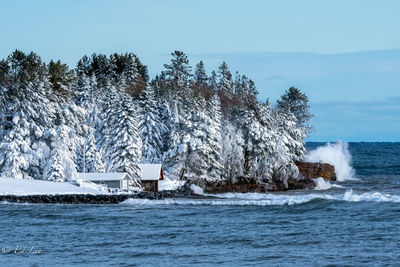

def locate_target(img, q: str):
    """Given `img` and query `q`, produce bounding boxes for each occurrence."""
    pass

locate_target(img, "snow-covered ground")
[0,177,103,196]
[158,179,185,191]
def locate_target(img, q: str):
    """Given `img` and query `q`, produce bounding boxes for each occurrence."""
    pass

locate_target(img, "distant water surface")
[1,142,399,266]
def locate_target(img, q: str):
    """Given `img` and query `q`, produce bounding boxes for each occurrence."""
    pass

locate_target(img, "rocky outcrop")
[295,161,336,181]
[203,180,269,194]
[203,177,316,194]
[203,161,336,193]
[268,178,316,191]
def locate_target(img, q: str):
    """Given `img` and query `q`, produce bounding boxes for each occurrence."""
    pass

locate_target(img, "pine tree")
[209,70,218,91]
[139,86,167,161]
[48,59,76,99]
[164,51,192,87]
[44,125,77,182]
[107,94,142,187]
[0,111,31,179]
[163,51,192,101]
[162,100,192,180]
[138,86,167,163]
[218,61,233,97]
[204,94,223,180]
[194,61,207,85]
[46,147,65,182]
[220,122,245,183]
[183,95,209,182]
[233,71,243,96]
[97,80,119,161]
[77,128,104,173]
[277,87,312,130]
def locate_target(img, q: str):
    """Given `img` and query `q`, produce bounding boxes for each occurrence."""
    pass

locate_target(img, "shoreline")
[0,186,213,204]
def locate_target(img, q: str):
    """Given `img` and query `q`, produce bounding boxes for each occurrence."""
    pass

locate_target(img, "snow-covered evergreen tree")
[77,128,105,173]
[45,147,65,182]
[45,125,77,182]
[162,100,192,180]
[277,87,312,131]
[138,86,167,163]
[194,60,207,85]
[208,70,218,91]
[218,61,233,98]
[0,111,32,179]
[203,94,223,180]
[220,122,245,183]
[106,94,142,187]
[163,51,192,101]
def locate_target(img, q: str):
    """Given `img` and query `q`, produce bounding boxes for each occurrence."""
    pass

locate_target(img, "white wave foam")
[121,195,331,206]
[342,189,400,202]
[305,141,356,181]
[121,190,400,206]
[314,178,343,190]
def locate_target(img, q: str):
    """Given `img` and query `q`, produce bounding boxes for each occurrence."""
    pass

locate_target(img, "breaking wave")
[305,141,356,181]
[121,190,400,206]
[313,177,343,190]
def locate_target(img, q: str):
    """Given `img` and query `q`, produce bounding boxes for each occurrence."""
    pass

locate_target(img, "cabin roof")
[140,164,162,181]
[76,172,130,182]
[76,164,162,182]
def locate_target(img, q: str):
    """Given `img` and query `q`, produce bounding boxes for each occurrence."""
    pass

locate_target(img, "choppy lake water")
[1,142,399,266]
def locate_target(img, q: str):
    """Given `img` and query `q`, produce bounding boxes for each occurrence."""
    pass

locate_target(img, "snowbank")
[158,179,185,191]
[0,177,101,196]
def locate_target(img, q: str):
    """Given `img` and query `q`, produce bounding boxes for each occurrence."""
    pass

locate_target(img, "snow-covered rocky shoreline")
[0,184,200,204]
[0,177,201,204]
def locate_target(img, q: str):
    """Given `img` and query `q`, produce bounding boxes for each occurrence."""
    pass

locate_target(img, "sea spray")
[313,178,343,190]
[304,141,356,181]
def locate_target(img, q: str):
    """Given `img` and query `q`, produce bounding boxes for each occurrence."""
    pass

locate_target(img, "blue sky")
[1,0,399,141]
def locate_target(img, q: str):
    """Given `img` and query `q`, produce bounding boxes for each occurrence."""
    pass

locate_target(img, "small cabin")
[139,164,164,192]
[77,164,164,192]
[76,172,131,190]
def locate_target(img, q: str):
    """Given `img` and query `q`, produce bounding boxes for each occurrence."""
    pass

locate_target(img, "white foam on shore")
[305,141,356,181]
[121,190,400,206]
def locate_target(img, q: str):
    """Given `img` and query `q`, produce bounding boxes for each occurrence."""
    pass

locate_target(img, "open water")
[1,142,399,266]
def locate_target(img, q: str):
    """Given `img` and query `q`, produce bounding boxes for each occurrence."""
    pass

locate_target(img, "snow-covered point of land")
[0,177,103,196]
[190,184,204,194]
[158,179,185,191]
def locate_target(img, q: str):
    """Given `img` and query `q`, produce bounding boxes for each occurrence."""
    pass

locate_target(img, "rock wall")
[0,185,195,204]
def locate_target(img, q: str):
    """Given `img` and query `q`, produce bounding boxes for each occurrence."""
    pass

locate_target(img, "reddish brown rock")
[295,161,336,181]
[203,181,269,194]
[203,177,316,193]
[269,178,316,191]
[201,161,336,193]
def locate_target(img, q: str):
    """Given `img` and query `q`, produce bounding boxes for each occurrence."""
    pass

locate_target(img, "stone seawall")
[0,185,195,204]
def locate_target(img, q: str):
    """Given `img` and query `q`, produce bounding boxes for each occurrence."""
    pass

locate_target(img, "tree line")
[0,50,311,188]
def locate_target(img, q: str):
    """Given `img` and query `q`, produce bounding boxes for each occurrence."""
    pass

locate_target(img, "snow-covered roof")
[139,164,162,181]
[76,164,162,182]
[76,173,130,182]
